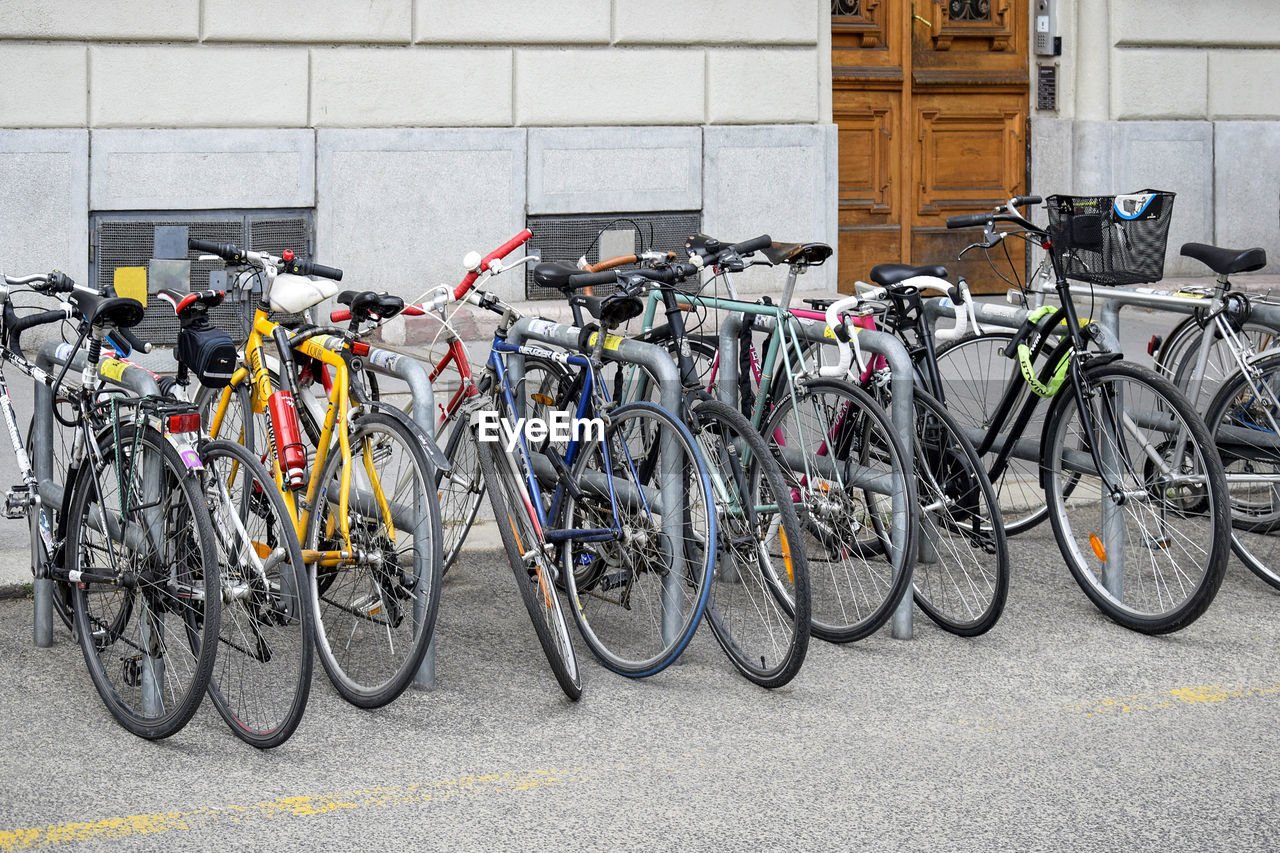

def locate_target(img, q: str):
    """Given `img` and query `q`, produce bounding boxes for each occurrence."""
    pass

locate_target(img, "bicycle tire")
[1203,351,1280,589]
[908,390,1010,636]
[70,422,221,739]
[932,331,1052,535]
[304,410,442,708]
[475,431,583,699]
[437,411,485,573]
[200,439,314,748]
[1170,321,1279,409]
[690,398,810,688]
[560,401,716,677]
[761,377,916,643]
[1043,360,1229,633]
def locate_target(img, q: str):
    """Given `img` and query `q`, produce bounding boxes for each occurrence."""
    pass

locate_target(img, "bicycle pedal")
[4,485,31,519]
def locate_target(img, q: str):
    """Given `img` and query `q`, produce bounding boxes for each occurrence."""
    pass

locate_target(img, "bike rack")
[716,310,918,640]
[507,316,690,649]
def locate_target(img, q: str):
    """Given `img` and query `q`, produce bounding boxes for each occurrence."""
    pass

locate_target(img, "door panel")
[833,0,1029,293]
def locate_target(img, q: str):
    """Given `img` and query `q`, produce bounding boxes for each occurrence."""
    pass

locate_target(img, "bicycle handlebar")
[453,229,532,301]
[6,307,70,357]
[188,238,342,280]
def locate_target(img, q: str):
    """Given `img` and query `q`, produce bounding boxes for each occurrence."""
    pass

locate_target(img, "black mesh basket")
[1046,190,1175,285]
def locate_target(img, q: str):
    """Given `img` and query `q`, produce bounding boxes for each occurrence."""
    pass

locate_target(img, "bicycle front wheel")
[475,427,582,700]
[560,401,716,677]
[200,439,314,748]
[70,423,220,739]
[690,398,810,688]
[305,410,442,707]
[1043,361,1229,633]
[909,390,1010,636]
[763,378,916,643]
[1204,352,1280,589]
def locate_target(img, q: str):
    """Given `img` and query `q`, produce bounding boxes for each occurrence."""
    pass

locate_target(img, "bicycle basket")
[1046,190,1175,286]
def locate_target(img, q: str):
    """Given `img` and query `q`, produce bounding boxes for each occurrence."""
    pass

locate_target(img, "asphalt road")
[1,529,1279,851]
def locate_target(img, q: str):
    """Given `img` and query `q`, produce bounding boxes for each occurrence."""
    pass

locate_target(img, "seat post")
[778,263,803,310]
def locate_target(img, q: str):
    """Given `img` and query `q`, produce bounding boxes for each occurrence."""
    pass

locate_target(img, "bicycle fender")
[363,401,452,475]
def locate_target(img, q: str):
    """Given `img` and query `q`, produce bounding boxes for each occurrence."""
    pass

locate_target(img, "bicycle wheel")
[436,411,485,573]
[762,378,915,643]
[305,410,442,708]
[908,390,1010,636]
[200,439,314,748]
[689,398,810,688]
[475,431,582,699]
[1204,352,1280,589]
[560,401,716,677]
[69,423,220,739]
[196,381,268,456]
[933,331,1051,535]
[1171,321,1278,409]
[1043,361,1229,633]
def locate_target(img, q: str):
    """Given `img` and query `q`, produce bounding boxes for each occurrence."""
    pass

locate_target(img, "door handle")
[913,14,932,28]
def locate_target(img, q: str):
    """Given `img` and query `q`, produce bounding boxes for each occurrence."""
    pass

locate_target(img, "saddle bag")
[177,324,237,388]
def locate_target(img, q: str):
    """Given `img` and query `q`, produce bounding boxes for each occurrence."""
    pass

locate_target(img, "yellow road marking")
[0,768,579,850]
[1071,683,1280,717]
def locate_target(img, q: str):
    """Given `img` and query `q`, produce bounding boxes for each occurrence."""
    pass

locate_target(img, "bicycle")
[192,240,444,709]
[545,258,812,687]
[4,269,220,738]
[423,256,718,682]
[936,193,1230,633]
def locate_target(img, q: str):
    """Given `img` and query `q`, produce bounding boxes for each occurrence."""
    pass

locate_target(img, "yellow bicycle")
[187,238,444,708]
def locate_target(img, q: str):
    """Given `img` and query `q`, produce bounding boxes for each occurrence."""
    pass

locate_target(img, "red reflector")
[350,340,370,357]
[167,412,201,434]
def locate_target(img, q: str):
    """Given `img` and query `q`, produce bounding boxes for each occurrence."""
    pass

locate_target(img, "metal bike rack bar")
[31,343,166,649]
[508,316,689,648]
[718,310,918,640]
[358,345,439,691]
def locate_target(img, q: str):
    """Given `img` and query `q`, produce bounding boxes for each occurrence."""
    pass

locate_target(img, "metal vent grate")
[525,211,701,300]
[91,210,313,345]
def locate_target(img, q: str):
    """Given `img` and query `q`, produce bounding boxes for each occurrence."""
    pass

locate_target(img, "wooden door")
[832,0,1029,293]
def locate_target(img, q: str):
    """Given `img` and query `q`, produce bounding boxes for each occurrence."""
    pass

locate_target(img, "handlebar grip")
[45,271,75,293]
[481,229,533,271]
[1012,195,1042,207]
[728,234,772,257]
[7,308,67,356]
[567,270,619,290]
[188,238,245,263]
[286,258,344,281]
[946,213,993,230]
[330,309,350,322]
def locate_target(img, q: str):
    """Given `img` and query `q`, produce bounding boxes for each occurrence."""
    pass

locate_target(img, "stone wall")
[0,0,837,297]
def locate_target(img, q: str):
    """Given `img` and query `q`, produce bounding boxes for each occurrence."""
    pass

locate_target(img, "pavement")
[1,532,1278,850]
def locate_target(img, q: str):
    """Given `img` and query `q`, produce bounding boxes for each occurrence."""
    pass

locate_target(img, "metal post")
[360,346,439,691]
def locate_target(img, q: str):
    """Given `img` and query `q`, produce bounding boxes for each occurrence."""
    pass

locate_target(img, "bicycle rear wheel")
[933,332,1050,535]
[200,439,313,748]
[305,410,442,707]
[560,401,716,677]
[1043,361,1229,633]
[909,391,1010,636]
[475,430,582,699]
[70,423,220,739]
[690,398,810,688]
[1204,352,1280,589]
[762,378,915,643]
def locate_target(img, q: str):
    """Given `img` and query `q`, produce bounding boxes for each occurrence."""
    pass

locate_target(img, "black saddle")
[338,290,405,321]
[70,290,145,329]
[803,297,839,311]
[1180,243,1267,276]
[869,264,949,287]
[569,292,644,328]
[761,242,833,267]
[157,288,224,321]
[532,262,584,293]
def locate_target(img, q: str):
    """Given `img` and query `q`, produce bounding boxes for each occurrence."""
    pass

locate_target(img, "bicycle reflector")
[167,412,202,434]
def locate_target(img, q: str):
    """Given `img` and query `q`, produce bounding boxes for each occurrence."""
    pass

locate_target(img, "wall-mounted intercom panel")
[1034,0,1059,56]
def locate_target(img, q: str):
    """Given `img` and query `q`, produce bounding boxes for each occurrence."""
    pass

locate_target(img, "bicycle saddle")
[1180,243,1267,276]
[532,261,583,293]
[569,293,644,328]
[761,242,833,267]
[803,297,838,311]
[70,290,146,329]
[156,288,225,318]
[870,264,949,287]
[337,290,405,321]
